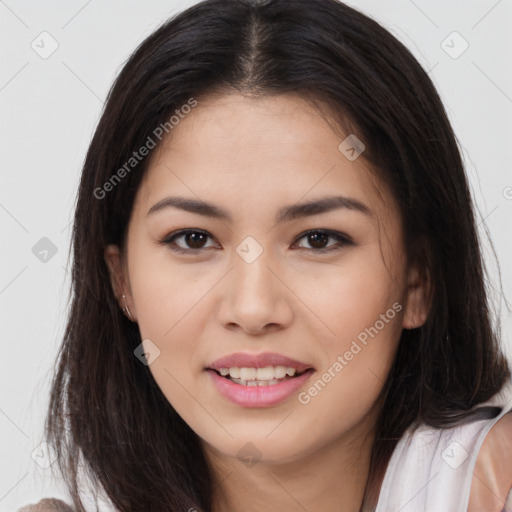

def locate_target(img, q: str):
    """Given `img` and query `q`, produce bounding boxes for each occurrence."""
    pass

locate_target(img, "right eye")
[158,229,219,254]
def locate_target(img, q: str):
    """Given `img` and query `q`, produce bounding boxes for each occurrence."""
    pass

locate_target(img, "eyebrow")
[146,195,371,223]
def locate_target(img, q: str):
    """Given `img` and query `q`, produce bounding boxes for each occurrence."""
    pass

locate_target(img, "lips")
[207,368,314,407]
[206,352,314,374]
[205,352,315,407]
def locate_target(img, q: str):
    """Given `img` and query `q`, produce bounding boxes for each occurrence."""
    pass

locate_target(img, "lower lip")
[206,369,315,407]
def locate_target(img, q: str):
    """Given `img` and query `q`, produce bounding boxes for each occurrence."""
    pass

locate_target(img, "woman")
[18,0,512,510]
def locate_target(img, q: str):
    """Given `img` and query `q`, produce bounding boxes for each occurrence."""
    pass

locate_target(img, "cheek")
[291,251,403,422]
[292,247,403,347]
[128,241,215,342]
[127,246,212,405]
[295,303,403,449]
[129,254,211,430]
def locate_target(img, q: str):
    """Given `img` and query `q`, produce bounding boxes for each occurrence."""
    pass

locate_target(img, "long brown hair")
[46,0,511,509]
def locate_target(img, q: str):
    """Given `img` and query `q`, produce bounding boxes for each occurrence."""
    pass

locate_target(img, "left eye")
[158,229,352,254]
[293,230,352,252]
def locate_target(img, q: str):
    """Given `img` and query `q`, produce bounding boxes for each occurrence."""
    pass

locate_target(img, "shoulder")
[468,409,512,512]
[17,498,75,512]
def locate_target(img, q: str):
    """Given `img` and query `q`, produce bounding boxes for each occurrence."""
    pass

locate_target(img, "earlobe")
[402,265,431,330]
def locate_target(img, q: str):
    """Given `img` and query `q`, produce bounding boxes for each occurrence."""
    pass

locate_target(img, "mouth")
[205,363,316,407]
[207,366,315,387]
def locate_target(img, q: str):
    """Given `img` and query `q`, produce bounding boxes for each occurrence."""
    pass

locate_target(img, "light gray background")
[1,0,511,509]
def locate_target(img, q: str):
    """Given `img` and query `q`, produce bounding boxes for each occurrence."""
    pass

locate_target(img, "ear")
[402,263,431,330]
[104,244,137,321]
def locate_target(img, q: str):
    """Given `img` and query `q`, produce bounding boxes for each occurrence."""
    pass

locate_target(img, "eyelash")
[157,229,353,255]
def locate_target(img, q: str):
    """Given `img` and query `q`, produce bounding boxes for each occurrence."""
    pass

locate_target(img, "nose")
[217,249,294,336]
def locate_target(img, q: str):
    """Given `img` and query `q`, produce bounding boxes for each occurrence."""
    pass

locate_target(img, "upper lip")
[207,352,314,373]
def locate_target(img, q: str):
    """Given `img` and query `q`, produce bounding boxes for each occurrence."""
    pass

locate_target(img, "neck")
[206,415,381,512]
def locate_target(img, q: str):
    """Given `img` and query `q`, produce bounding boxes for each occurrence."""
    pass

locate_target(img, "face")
[105,92,428,467]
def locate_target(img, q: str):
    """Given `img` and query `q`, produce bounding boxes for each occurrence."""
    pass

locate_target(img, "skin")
[468,411,512,512]
[105,92,430,511]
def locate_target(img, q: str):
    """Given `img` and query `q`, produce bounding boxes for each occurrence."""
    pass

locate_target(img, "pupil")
[309,232,328,248]
[187,232,206,248]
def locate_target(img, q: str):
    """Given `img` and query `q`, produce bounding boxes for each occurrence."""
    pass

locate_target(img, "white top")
[375,401,512,512]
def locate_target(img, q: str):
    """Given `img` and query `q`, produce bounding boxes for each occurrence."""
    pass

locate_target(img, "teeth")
[217,366,299,381]
[239,367,257,381]
[229,367,240,378]
[256,366,274,380]
[274,366,287,378]
[231,378,282,386]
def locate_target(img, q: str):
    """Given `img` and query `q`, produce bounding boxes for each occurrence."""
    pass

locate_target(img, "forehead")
[135,92,393,222]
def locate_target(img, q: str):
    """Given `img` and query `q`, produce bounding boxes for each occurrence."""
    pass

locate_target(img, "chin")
[202,429,311,466]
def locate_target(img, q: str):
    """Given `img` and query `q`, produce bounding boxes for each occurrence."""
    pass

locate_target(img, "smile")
[206,366,315,407]
[214,365,308,386]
